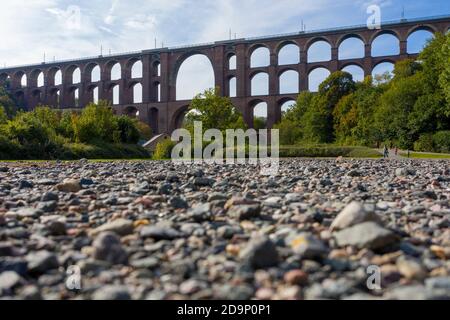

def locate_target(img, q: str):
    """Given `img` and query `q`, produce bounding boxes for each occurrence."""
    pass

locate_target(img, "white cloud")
[0,0,445,98]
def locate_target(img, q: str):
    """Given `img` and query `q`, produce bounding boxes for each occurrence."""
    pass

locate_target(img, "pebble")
[140,226,185,240]
[0,271,21,292]
[228,204,261,221]
[91,219,134,237]
[330,201,381,231]
[288,233,328,259]
[284,270,309,286]
[92,232,128,265]
[92,285,131,300]
[26,251,59,274]
[333,222,398,250]
[396,256,427,280]
[56,179,82,193]
[239,236,279,269]
[0,159,447,300]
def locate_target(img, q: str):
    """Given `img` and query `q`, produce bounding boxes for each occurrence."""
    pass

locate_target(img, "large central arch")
[175,53,215,101]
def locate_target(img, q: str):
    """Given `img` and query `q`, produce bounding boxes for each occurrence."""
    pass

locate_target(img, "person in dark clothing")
[383,146,389,158]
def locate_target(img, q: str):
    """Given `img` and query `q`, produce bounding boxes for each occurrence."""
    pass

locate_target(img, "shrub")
[414,133,434,152]
[153,138,176,160]
[116,116,140,144]
[136,121,152,141]
[274,118,303,145]
[73,101,119,143]
[433,131,450,153]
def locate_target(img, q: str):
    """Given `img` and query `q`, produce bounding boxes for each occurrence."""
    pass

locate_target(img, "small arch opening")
[54,70,62,86]
[281,100,296,116]
[308,67,330,92]
[372,62,395,83]
[251,72,269,96]
[308,40,331,63]
[133,83,143,103]
[339,37,365,60]
[251,47,270,68]
[342,65,365,82]
[111,63,122,81]
[372,33,399,57]
[132,60,143,78]
[278,44,300,65]
[279,70,299,94]
[112,84,120,105]
[407,30,434,54]
[37,72,44,87]
[91,65,101,82]
[228,55,236,70]
[253,102,268,129]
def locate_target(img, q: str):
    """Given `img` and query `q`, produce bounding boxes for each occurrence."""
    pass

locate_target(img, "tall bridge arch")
[0,15,448,135]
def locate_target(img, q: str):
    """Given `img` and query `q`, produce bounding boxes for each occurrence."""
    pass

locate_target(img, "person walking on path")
[383,145,389,159]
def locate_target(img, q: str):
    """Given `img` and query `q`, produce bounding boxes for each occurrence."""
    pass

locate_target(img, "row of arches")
[180,54,395,99]
[2,59,161,89]
[235,29,434,69]
[12,79,160,109]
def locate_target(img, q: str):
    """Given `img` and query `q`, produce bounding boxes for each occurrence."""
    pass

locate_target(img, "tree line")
[0,98,151,160]
[275,32,450,152]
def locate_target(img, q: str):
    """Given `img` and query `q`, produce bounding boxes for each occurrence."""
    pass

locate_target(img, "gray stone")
[91,219,134,237]
[36,201,58,213]
[26,251,59,274]
[92,285,131,300]
[287,232,329,259]
[334,222,398,250]
[56,179,82,193]
[330,201,381,231]
[239,236,279,269]
[140,226,185,240]
[92,232,128,265]
[189,203,212,222]
[41,192,59,202]
[425,277,450,299]
[384,285,427,300]
[228,204,261,221]
[0,271,21,291]
[130,257,159,269]
[16,207,43,219]
[169,196,188,209]
[19,180,33,189]
[396,256,427,280]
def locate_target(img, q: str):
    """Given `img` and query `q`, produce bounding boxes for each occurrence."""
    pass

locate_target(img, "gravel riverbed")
[0,159,449,300]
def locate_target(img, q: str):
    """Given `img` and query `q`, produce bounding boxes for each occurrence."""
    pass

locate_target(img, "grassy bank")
[152,140,383,160]
[279,145,382,158]
[0,142,150,161]
[400,152,450,159]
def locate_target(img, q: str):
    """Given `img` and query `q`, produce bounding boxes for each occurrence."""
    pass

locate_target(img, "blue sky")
[0,0,448,104]
[0,0,448,66]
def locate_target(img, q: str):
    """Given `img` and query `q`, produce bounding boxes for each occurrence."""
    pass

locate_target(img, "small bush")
[414,133,434,152]
[433,131,450,153]
[153,139,176,160]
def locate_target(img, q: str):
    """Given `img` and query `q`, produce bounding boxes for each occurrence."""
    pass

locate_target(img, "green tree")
[73,101,120,143]
[301,71,356,143]
[0,106,8,125]
[0,86,16,117]
[438,33,450,115]
[116,116,140,144]
[185,88,246,133]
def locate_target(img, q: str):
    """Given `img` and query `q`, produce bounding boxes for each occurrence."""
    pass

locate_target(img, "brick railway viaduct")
[0,15,449,136]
